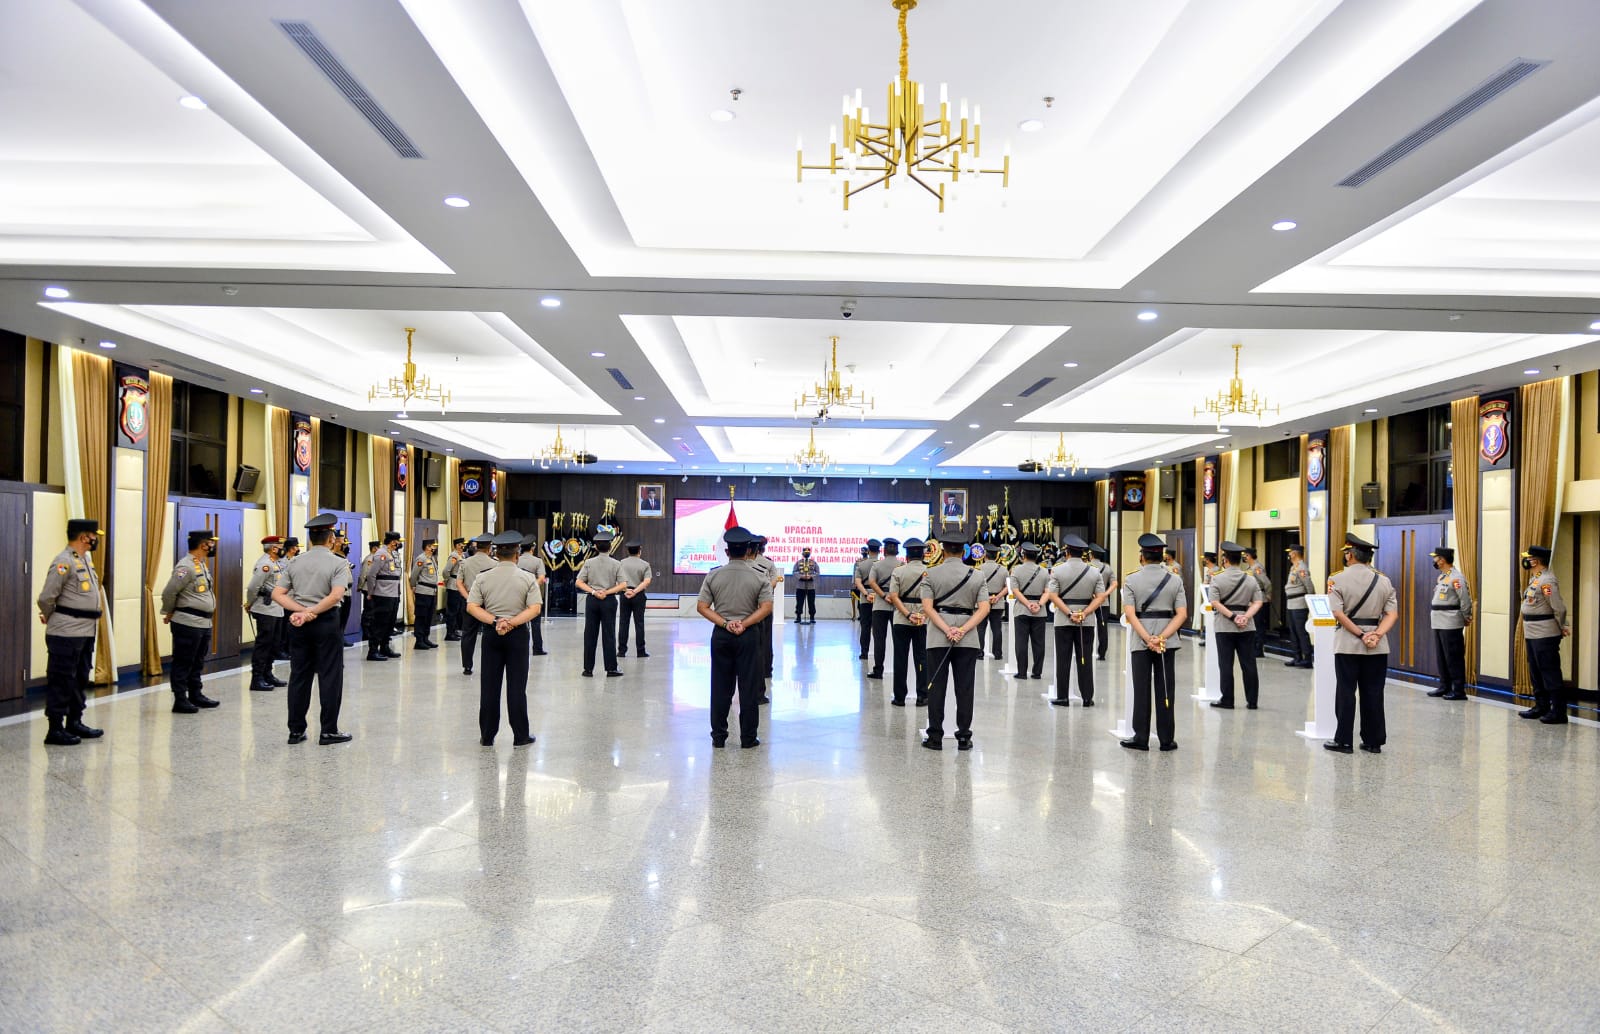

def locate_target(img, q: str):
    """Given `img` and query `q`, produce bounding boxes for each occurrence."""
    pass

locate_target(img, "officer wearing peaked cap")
[409,538,440,649]
[516,533,549,655]
[1089,544,1117,661]
[866,538,901,680]
[37,519,106,745]
[1325,532,1397,754]
[161,528,221,714]
[273,513,354,745]
[1208,541,1264,710]
[467,531,542,746]
[618,540,652,659]
[1044,534,1106,707]
[455,533,497,676]
[920,531,991,750]
[1009,542,1049,679]
[247,535,289,691]
[1426,546,1472,700]
[576,530,627,677]
[697,526,773,747]
[885,538,930,706]
[1518,544,1569,723]
[854,539,882,660]
[442,537,467,641]
[975,544,1009,661]
[1283,543,1313,667]
[1121,533,1188,752]
[360,531,404,661]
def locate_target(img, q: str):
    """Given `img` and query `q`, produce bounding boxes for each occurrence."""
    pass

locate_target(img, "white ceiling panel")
[696,425,932,469]
[944,431,1226,472]
[422,422,673,464]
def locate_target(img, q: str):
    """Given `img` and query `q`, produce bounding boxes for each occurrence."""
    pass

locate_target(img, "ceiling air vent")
[152,360,225,384]
[1400,383,1486,406]
[1018,376,1056,398]
[606,368,634,390]
[276,21,424,159]
[1337,59,1548,188]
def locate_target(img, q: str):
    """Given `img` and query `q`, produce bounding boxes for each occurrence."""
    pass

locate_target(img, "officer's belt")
[1063,598,1095,607]
[1019,595,1043,602]
[1350,617,1381,628]
[1138,610,1175,620]
[1521,613,1557,622]
[1286,589,1306,598]
[176,606,213,618]
[376,574,401,582]
[1430,603,1461,611]
[938,607,975,616]
[54,605,101,620]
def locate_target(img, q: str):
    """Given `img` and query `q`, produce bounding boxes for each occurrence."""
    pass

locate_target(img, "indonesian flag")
[725,501,739,531]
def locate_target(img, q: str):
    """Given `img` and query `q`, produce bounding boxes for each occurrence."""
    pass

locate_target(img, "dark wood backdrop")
[504,473,1094,596]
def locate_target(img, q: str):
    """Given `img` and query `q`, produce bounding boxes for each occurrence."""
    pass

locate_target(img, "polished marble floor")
[2,616,1597,1033]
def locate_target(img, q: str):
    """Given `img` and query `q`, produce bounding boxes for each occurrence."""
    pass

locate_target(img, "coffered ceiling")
[4,0,1600,477]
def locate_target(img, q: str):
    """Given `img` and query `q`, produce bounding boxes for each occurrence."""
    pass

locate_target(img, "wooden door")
[1371,521,1443,678]
[332,512,365,643]
[0,490,30,699]
[1262,529,1295,642]
[175,502,244,660]
[1161,529,1196,626]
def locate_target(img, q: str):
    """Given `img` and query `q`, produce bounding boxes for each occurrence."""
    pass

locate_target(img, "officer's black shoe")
[711,736,727,748]
[1427,687,1449,698]
[1013,673,1030,680]
[251,679,274,692]
[581,671,593,677]
[760,695,771,704]
[741,738,761,749]
[67,719,103,739]
[286,732,306,744]
[1517,707,1546,719]
[637,652,650,658]
[1540,713,1569,725]
[192,693,220,709]
[513,736,536,746]
[1246,703,1259,710]
[606,670,624,678]
[319,731,352,745]
[480,737,495,747]
[1360,744,1381,753]
[1096,655,1106,662]
[921,738,942,750]
[462,668,473,676]
[1082,700,1095,707]
[1049,698,1071,707]
[1159,742,1178,752]
[858,653,868,660]
[890,698,906,707]
[381,649,402,659]
[1119,738,1148,751]
[1286,659,1303,667]
[268,675,288,687]
[915,696,928,706]
[444,634,462,642]
[172,698,199,714]
[44,718,80,746]
[617,650,627,658]
[1442,691,1468,700]
[1210,702,1234,709]
[366,653,389,662]
[1323,741,1354,754]
[956,737,973,752]
[531,650,549,656]
[866,671,883,680]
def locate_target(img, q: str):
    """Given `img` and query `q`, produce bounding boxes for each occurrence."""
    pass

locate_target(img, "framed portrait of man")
[637,483,665,518]
[940,489,967,524]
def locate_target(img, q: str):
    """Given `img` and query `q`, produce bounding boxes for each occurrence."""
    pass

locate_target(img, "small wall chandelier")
[1042,432,1082,476]
[795,336,874,421]
[536,425,596,469]
[796,0,1010,212]
[792,427,833,473]
[368,327,450,415]
[1195,343,1278,428]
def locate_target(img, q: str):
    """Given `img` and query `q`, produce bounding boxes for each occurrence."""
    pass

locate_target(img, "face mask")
[1521,557,1534,570]
[1341,550,1353,566]
[86,537,99,552]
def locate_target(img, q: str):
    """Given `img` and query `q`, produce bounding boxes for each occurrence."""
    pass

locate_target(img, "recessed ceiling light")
[670,436,683,440]
[1018,118,1044,133]
[443,195,471,208]
[1364,408,1379,414]
[710,109,736,122]
[1217,427,1230,433]
[1136,310,1158,321]
[249,387,264,394]
[43,286,69,299]
[97,340,116,350]
[615,464,624,469]
[178,95,208,110]
[1271,220,1297,231]
[690,465,699,470]
[539,297,561,308]
[968,422,980,429]
[943,440,952,445]
[633,395,646,401]
[1589,320,1600,331]
[1524,368,1540,376]
[1001,402,1014,407]
[590,351,606,358]
[1062,361,1079,368]
[982,469,991,474]
[654,418,666,424]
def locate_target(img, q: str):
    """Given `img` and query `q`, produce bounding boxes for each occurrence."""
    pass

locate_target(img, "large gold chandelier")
[792,427,833,473]
[368,327,450,415]
[1042,432,1082,476]
[536,425,596,469]
[796,0,1010,212]
[795,336,874,420]
[1195,343,1278,428]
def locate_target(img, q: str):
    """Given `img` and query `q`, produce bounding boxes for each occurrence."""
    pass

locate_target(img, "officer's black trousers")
[891,622,927,703]
[977,602,1005,659]
[1253,610,1269,656]
[618,593,647,655]
[169,623,210,700]
[529,612,545,653]
[1130,649,1178,746]
[1286,606,1312,663]
[795,587,816,620]
[1096,606,1112,659]
[1333,653,1387,747]
[1214,632,1259,707]
[44,634,93,719]
[583,594,619,673]
[858,600,873,657]
[1053,623,1095,703]
[1525,636,1563,714]
[870,611,891,674]
[924,647,978,741]
[479,623,530,743]
[1014,614,1047,676]
[251,613,283,682]
[1433,627,1465,694]
[445,590,464,636]
[413,594,436,646]
[709,625,761,744]
[761,615,774,678]
[367,597,398,655]
[460,604,481,673]
[286,617,343,735]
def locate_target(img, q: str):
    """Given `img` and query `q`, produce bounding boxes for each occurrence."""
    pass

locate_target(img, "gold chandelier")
[368,327,450,415]
[792,427,833,473]
[796,0,1010,212]
[1042,432,1082,476]
[795,336,874,420]
[536,425,596,469]
[1195,343,1278,428]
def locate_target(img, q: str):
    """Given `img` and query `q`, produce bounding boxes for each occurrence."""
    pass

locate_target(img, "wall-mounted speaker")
[1158,469,1177,500]
[1360,482,1382,510]
[232,464,260,494]
[423,456,443,489]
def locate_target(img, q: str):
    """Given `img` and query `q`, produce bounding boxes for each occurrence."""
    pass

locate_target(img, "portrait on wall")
[637,483,664,518]
[940,489,967,524]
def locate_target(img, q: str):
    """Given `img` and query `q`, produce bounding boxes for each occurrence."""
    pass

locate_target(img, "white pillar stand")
[1295,597,1338,741]
[1193,601,1222,703]
[1111,615,1135,739]
[770,583,784,678]
[1003,598,1023,677]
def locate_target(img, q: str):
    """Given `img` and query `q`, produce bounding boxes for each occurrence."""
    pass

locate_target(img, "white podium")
[1193,601,1222,703]
[1003,597,1023,676]
[1295,596,1339,741]
[1111,615,1136,739]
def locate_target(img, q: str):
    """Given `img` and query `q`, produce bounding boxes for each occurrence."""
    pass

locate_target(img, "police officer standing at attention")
[246,535,288,691]
[575,531,626,677]
[1121,533,1188,752]
[1517,544,1570,723]
[1044,534,1106,707]
[1009,542,1048,679]
[1283,544,1313,668]
[1244,547,1271,657]
[618,541,652,659]
[360,531,404,661]
[36,519,107,746]
[696,527,773,748]
[885,538,929,707]
[1324,532,1398,754]
[854,539,881,660]
[1089,544,1117,661]
[441,538,466,641]
[409,539,440,649]
[455,533,496,676]
[749,536,781,686]
[516,534,549,656]
[272,513,353,745]
[973,545,1007,661]
[1427,546,1473,700]
[358,541,379,646]
[161,528,222,714]
[1208,542,1264,710]
[919,532,990,751]
[866,538,901,680]
[466,531,542,747]
[792,548,818,623]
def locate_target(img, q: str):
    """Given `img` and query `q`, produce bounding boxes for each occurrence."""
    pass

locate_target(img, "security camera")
[840,299,856,319]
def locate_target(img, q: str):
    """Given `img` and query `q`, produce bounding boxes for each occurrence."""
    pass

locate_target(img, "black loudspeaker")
[232,464,260,494]
[1158,468,1177,500]
[423,456,443,489]
[1360,482,1382,509]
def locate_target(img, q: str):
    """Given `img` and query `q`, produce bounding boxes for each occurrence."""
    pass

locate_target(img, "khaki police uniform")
[161,553,218,709]
[747,551,779,680]
[1284,557,1314,666]
[576,548,625,675]
[1429,566,1471,698]
[698,559,772,746]
[409,549,440,648]
[359,544,403,659]
[1046,556,1104,705]
[1520,566,1568,720]
[866,552,901,677]
[617,554,651,657]
[978,558,1008,660]
[247,551,287,689]
[441,547,465,639]
[1208,562,1264,708]
[468,556,542,744]
[886,557,929,705]
[853,550,878,659]
[1121,562,1187,749]
[1008,556,1049,678]
[516,550,548,654]
[1090,555,1116,659]
[1327,561,1398,750]
[455,545,497,675]
[919,548,988,747]
[792,556,819,622]
[1248,558,1272,656]
[277,542,353,739]
[37,546,103,729]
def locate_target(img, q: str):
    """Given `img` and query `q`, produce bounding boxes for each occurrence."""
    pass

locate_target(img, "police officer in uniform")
[1283,544,1313,667]
[516,534,549,656]
[1517,545,1570,723]
[617,541,652,659]
[455,533,497,676]
[575,531,626,677]
[1089,544,1117,661]
[272,513,353,745]
[749,536,781,685]
[466,531,542,746]
[1044,534,1106,707]
[792,548,818,622]
[866,538,901,680]
[1244,547,1271,658]
[885,538,929,707]
[441,538,466,641]
[1008,542,1049,679]
[1208,542,1264,710]
[247,535,288,690]
[1426,546,1472,700]
[276,537,301,660]
[360,531,404,661]
[854,540,881,660]
[696,527,773,748]
[161,528,222,714]
[409,539,440,649]
[919,532,990,750]
[973,546,1008,661]
[1121,533,1188,752]
[1324,533,1398,754]
[36,519,107,746]
[358,541,379,646]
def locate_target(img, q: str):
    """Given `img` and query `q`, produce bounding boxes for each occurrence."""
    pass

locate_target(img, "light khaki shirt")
[1328,563,1398,655]
[410,552,439,596]
[468,561,541,618]
[919,561,986,650]
[869,556,901,613]
[456,552,497,595]
[619,556,652,588]
[887,561,928,628]
[247,552,285,617]
[1046,558,1104,628]
[1430,568,1472,630]
[38,547,102,637]
[698,563,772,622]
[1121,563,1187,653]
[1520,569,1567,640]
[280,546,353,609]
[161,554,216,629]
[1207,567,1263,635]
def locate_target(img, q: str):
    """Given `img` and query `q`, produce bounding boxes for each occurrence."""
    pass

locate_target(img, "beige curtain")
[1329,424,1355,583]
[268,406,290,535]
[372,435,394,538]
[1298,434,1310,547]
[1218,451,1240,543]
[1450,397,1480,687]
[448,457,461,540]
[1513,379,1564,695]
[70,350,115,683]
[141,374,174,675]
[309,417,321,516]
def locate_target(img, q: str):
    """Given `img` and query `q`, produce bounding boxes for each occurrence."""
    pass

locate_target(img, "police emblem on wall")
[116,371,149,448]
[1121,473,1146,511]
[459,462,485,500]
[1479,399,1510,465]
[1202,459,1217,503]
[291,414,312,474]
[394,448,409,490]
[1307,436,1328,491]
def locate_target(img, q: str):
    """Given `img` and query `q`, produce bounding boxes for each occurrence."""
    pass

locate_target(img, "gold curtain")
[448,457,461,542]
[1329,424,1355,583]
[372,435,394,538]
[70,350,114,683]
[1298,434,1310,546]
[268,406,290,535]
[142,374,174,675]
[1450,397,1480,687]
[1218,451,1239,543]
[309,417,321,517]
[1144,466,1159,534]
[1513,379,1564,695]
